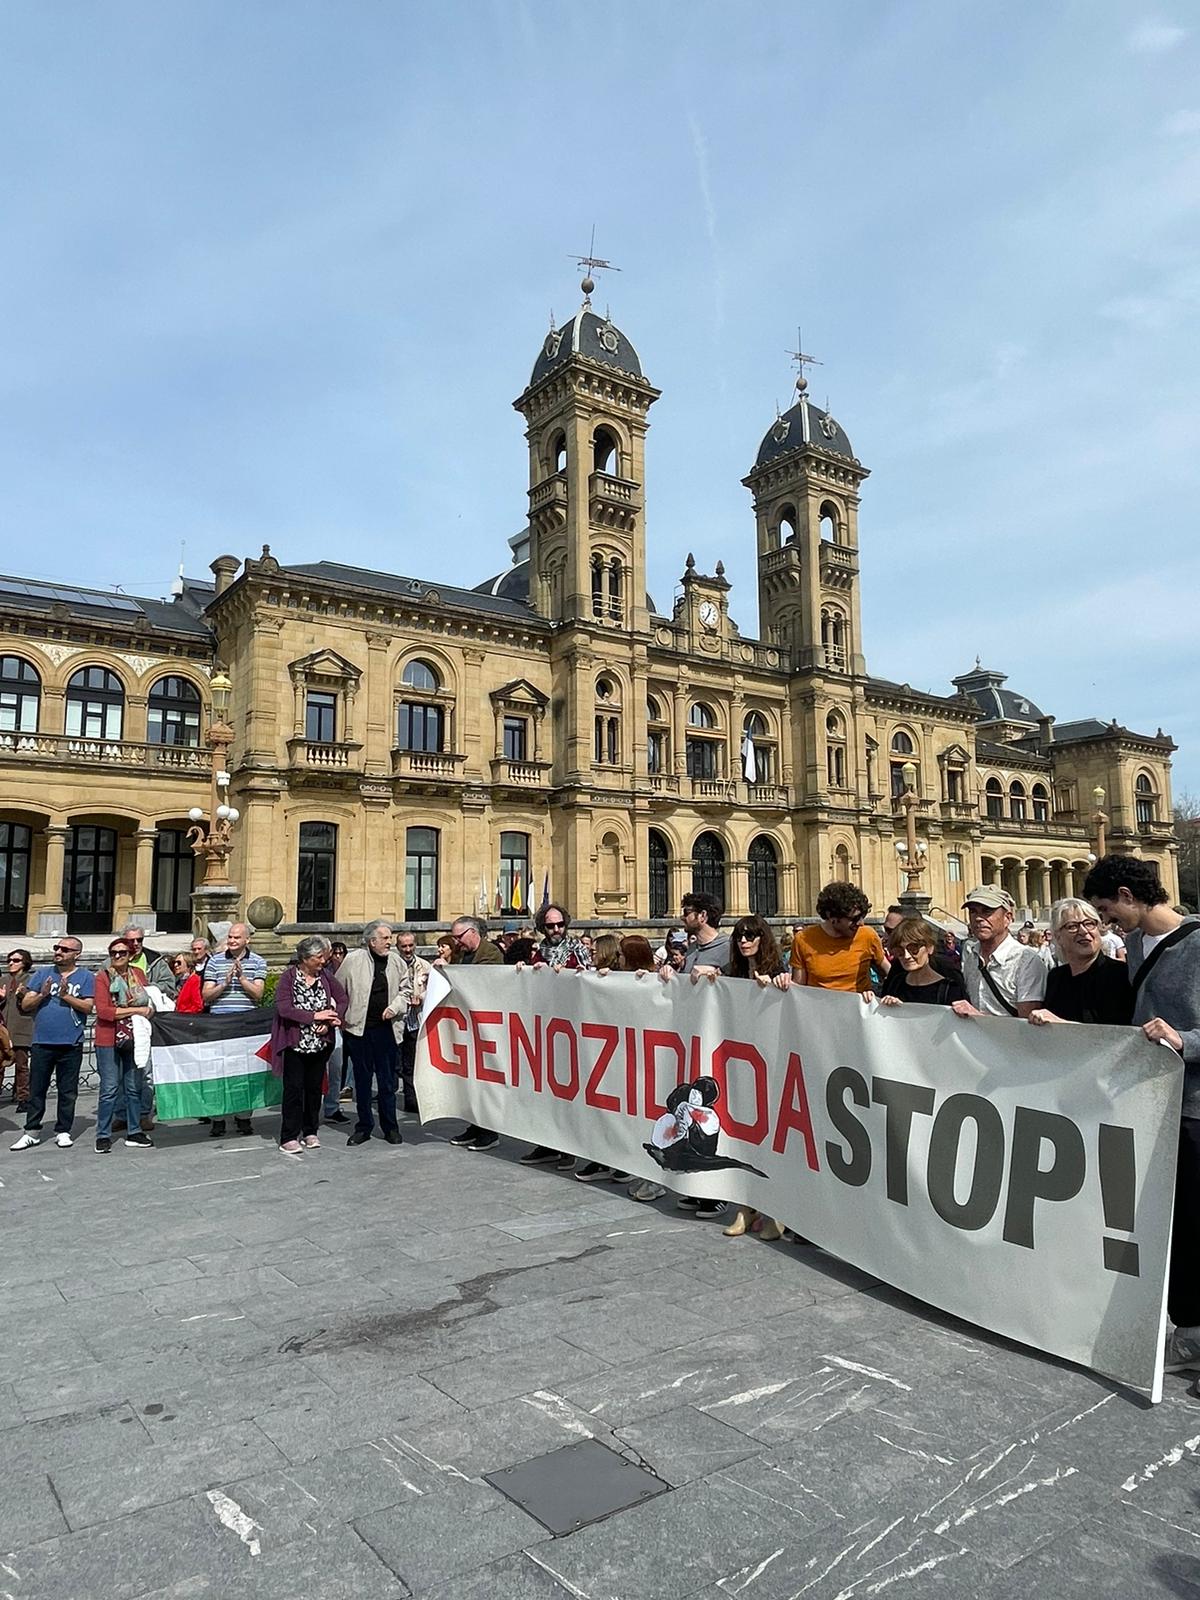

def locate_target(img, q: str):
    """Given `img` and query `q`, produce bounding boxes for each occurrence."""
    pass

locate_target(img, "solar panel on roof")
[0,575,141,612]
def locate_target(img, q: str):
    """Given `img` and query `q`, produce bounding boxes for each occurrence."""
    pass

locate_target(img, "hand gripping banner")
[416,966,1182,1397]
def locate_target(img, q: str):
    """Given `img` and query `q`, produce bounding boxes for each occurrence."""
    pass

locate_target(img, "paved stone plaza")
[2,1088,1199,1600]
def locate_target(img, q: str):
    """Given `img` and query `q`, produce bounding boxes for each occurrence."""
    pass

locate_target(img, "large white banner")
[416,966,1182,1397]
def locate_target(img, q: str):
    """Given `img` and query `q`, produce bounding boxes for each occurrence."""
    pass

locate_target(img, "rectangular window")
[66,699,122,740]
[750,744,774,784]
[647,729,664,775]
[594,716,618,765]
[686,738,718,780]
[398,702,444,752]
[1033,796,1050,823]
[946,768,964,803]
[0,689,38,734]
[297,822,337,920]
[503,716,528,762]
[306,692,337,744]
[499,831,529,913]
[1010,794,1027,822]
[405,827,439,920]
[947,852,963,884]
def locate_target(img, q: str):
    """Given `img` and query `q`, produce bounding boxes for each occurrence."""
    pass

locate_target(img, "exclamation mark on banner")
[1098,1124,1139,1276]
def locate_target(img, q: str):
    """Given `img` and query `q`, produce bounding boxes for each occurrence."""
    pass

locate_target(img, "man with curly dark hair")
[790,882,889,992]
[1084,854,1200,1374]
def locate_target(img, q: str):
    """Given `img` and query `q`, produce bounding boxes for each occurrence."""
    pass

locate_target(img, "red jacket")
[175,973,204,1014]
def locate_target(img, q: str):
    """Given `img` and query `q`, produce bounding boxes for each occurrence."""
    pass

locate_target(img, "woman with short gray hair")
[1028,899,1133,1027]
[269,935,347,1152]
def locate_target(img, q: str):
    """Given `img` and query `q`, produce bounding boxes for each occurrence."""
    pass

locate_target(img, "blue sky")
[2,1,1197,788]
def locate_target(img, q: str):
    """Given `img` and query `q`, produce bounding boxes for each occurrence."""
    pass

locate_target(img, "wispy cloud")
[1161,108,1200,136]
[1127,19,1188,53]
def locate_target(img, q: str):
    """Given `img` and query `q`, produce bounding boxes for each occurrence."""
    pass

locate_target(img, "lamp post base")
[897,890,933,917]
[191,883,242,942]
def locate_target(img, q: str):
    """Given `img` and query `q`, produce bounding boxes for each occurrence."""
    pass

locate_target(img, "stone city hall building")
[0,287,1179,937]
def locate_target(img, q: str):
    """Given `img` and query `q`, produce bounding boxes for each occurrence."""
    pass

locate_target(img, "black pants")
[26,1043,83,1133]
[1170,1117,1200,1328]
[346,1024,398,1137]
[280,1048,329,1144]
[399,1027,419,1113]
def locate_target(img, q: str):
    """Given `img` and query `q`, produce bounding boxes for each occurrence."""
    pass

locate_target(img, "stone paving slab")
[2,1096,1200,1598]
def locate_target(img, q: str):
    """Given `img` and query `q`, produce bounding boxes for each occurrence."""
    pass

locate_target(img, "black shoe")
[124,1131,154,1148]
[555,1153,575,1171]
[236,1118,254,1136]
[608,1171,630,1182]
[326,1109,350,1123]
[575,1162,612,1183]
[676,1196,702,1210]
[209,1121,227,1138]
[95,1137,111,1154]
[348,1130,371,1146]
[450,1125,485,1147]
[519,1145,557,1165]
[198,1117,212,1124]
[695,1200,727,1220]
[467,1131,499,1151]
[383,1129,403,1145]
[14,1100,29,1114]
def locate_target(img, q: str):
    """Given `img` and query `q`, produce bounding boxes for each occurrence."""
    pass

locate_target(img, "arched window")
[647,697,668,776]
[742,712,774,785]
[402,660,439,693]
[549,430,567,474]
[692,831,726,903]
[405,827,439,920]
[889,730,918,801]
[65,666,123,740]
[826,710,847,789]
[0,822,31,931]
[398,659,445,752]
[821,608,847,671]
[985,777,1004,820]
[608,556,623,623]
[593,427,619,475]
[0,656,40,735]
[748,836,779,917]
[819,501,840,543]
[591,553,604,618]
[686,703,719,780]
[778,504,798,546]
[1032,783,1050,824]
[594,677,620,766]
[297,822,337,920]
[834,843,852,882]
[1136,772,1158,827]
[648,829,670,919]
[148,676,201,747]
[599,830,623,894]
[1009,780,1027,822]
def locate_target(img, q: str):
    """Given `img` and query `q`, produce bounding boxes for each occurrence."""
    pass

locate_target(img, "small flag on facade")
[511,875,523,911]
[539,871,550,912]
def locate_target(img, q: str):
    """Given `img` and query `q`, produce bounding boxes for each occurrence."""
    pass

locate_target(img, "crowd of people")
[2,857,1198,1374]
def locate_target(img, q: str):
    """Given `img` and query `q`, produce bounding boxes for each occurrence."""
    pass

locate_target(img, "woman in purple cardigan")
[270,935,348,1153]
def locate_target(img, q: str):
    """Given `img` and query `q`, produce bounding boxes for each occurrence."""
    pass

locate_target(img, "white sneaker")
[55,1132,73,1149]
[629,1179,667,1202]
[10,1132,40,1151]
[1163,1328,1200,1373]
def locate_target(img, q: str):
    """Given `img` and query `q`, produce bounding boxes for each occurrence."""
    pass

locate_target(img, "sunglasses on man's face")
[543,921,565,931]
[53,944,75,953]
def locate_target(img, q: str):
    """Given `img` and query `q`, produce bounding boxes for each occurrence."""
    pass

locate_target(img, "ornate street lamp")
[187,668,240,887]
[1092,785,1108,859]
[895,759,929,906]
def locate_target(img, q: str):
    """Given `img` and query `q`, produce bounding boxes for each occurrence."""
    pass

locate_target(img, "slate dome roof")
[472,559,660,617]
[754,396,854,467]
[529,309,643,387]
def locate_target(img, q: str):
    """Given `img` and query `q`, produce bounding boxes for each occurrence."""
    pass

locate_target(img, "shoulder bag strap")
[976,955,1018,1017]
[1130,922,1200,998]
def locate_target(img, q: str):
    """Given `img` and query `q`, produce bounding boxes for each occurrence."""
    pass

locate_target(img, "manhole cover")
[485,1437,670,1535]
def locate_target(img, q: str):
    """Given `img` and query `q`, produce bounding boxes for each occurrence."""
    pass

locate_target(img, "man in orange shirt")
[790,882,890,992]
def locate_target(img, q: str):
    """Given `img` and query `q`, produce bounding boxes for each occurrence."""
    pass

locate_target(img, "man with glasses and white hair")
[338,920,409,1148]
[951,885,1046,1020]
[1028,898,1134,1027]
[11,936,95,1150]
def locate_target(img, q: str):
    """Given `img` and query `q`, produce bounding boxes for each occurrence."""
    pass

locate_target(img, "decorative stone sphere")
[246,895,284,932]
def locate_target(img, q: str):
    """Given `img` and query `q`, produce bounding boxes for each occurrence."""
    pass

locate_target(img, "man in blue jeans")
[11,935,95,1151]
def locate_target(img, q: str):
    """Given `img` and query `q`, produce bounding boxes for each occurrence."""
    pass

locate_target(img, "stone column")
[1016,864,1029,914]
[131,828,158,931]
[37,825,70,936]
[672,682,687,779]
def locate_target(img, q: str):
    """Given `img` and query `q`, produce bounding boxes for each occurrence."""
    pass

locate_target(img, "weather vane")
[571,225,620,308]
[785,327,822,394]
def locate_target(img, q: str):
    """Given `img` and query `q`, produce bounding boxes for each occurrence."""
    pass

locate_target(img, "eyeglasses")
[109,948,130,957]
[543,921,565,930]
[899,941,931,956]
[6,955,21,963]
[736,932,761,942]
[52,944,75,953]
[1059,920,1100,935]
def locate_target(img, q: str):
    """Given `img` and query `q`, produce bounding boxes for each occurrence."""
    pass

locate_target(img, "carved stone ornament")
[543,330,563,360]
[39,643,80,667]
[819,414,838,440]
[115,653,156,677]
[598,324,620,354]
[771,417,791,444]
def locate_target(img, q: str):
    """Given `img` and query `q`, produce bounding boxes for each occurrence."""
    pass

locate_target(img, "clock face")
[699,601,719,629]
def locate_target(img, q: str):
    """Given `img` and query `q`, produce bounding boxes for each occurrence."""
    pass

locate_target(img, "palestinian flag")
[149,1011,282,1121]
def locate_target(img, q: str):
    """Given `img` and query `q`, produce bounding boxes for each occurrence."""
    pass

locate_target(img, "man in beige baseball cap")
[952,884,1046,1019]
